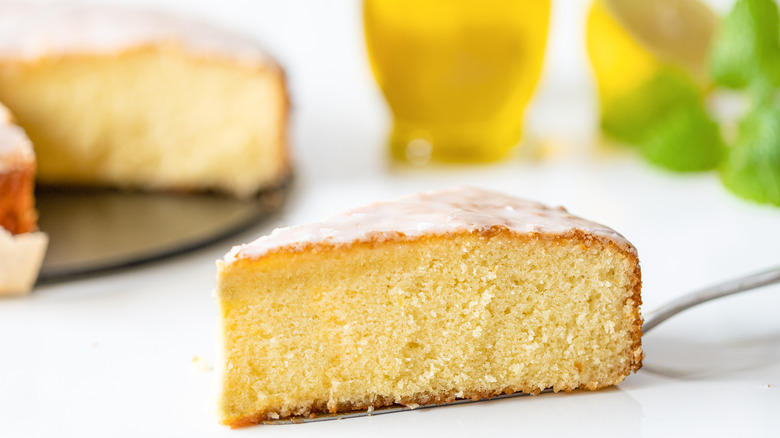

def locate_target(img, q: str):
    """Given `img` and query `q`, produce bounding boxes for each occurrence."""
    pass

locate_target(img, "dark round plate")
[35,184,288,282]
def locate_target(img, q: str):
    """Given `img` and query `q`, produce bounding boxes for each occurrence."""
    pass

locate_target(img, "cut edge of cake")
[0,1,291,199]
[0,227,48,296]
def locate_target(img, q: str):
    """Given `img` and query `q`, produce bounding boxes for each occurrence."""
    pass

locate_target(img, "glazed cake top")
[0,1,276,69]
[223,187,636,263]
[0,103,33,171]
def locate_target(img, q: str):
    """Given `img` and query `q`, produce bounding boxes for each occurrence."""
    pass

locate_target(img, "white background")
[1,0,779,436]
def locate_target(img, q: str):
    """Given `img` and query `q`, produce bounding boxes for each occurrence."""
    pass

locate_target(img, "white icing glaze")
[0,102,33,171]
[223,187,636,263]
[0,1,276,69]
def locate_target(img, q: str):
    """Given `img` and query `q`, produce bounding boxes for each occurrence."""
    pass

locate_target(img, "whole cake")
[0,103,47,296]
[0,1,289,198]
[215,187,643,427]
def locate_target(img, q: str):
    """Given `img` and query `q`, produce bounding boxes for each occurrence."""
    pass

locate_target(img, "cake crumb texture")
[0,228,48,296]
[0,2,290,198]
[0,47,288,197]
[216,223,642,426]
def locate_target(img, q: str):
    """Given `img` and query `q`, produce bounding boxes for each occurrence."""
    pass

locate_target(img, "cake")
[0,102,47,296]
[0,1,289,198]
[215,187,643,427]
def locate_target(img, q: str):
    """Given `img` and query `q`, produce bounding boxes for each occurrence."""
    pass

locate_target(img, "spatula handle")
[642,266,780,333]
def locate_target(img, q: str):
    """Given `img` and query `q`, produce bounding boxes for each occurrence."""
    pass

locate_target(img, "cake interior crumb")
[217,231,641,424]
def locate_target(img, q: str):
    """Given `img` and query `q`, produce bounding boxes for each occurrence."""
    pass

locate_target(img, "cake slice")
[215,187,643,427]
[0,2,289,198]
[0,103,47,295]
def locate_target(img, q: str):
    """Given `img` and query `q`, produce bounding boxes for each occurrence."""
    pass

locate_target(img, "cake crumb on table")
[191,355,213,372]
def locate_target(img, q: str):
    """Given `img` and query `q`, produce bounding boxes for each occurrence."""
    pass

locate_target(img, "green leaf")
[601,67,722,171]
[640,102,723,172]
[709,0,780,93]
[720,103,780,205]
[601,68,701,145]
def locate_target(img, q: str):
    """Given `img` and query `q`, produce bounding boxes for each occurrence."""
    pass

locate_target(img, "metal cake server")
[264,265,780,425]
[641,266,780,333]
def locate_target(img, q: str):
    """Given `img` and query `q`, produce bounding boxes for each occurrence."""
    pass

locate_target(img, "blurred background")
[2,0,779,436]
[23,0,743,185]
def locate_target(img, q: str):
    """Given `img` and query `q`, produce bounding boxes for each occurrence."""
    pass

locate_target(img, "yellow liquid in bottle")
[364,0,550,163]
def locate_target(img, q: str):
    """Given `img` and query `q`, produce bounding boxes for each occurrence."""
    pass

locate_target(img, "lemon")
[586,0,719,141]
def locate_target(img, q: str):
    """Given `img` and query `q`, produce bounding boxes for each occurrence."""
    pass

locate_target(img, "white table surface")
[2,1,779,436]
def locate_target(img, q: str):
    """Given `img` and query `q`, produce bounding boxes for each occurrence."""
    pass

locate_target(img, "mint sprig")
[640,100,723,172]
[602,68,701,145]
[709,0,780,94]
[720,103,780,205]
[602,67,722,171]
[710,0,780,205]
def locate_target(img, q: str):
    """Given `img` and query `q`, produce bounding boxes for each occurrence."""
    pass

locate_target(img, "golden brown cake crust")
[220,226,643,428]
[0,161,36,235]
